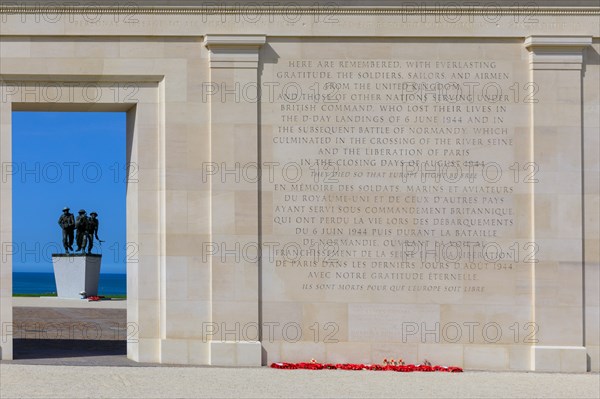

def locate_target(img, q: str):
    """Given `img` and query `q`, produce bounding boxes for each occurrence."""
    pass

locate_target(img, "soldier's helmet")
[63,207,69,211]
[78,209,86,214]
[90,212,98,217]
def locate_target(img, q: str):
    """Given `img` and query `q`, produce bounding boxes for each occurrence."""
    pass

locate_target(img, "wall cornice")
[0,6,599,16]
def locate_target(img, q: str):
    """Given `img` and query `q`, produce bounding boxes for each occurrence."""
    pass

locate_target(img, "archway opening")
[11,111,128,363]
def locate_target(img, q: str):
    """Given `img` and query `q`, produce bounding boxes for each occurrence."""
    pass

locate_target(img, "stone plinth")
[52,254,102,299]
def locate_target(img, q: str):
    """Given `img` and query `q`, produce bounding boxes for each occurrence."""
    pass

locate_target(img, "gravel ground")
[1,364,599,399]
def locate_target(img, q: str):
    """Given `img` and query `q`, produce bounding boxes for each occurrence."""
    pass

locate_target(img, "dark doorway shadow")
[13,338,126,360]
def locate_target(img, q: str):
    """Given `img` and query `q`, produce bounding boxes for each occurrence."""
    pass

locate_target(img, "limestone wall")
[0,2,598,371]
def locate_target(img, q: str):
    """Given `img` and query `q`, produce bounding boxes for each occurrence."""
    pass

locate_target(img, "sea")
[12,272,126,296]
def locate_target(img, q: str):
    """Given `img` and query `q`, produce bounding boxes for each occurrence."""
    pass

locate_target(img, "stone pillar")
[525,36,592,372]
[0,102,12,360]
[203,35,266,366]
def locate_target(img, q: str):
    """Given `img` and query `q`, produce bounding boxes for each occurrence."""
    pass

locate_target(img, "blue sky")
[12,112,126,274]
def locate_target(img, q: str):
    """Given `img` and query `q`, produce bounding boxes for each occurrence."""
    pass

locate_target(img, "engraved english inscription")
[263,58,528,302]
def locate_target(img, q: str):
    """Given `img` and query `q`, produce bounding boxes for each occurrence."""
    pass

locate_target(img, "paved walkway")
[13,306,126,341]
[1,364,599,399]
[3,298,598,398]
[10,300,129,366]
[12,297,126,309]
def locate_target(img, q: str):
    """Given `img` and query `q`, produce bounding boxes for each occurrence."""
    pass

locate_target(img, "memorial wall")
[260,39,534,366]
[0,1,598,371]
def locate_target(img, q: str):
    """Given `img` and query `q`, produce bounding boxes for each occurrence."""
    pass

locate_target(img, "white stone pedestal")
[52,254,102,298]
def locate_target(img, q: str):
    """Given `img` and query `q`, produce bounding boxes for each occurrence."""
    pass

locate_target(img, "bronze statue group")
[58,207,101,254]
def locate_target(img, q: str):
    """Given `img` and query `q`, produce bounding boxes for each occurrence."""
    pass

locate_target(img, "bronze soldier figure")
[75,209,89,253]
[86,212,100,254]
[58,207,75,253]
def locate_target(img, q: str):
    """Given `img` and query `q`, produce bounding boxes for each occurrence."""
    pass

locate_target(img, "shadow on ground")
[13,339,126,360]
[6,306,142,366]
